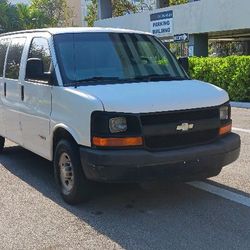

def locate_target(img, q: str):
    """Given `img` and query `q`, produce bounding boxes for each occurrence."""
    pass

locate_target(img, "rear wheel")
[54,139,91,205]
[0,136,5,153]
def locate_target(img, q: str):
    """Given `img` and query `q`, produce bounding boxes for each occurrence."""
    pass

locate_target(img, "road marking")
[188,181,250,208]
[233,127,250,134]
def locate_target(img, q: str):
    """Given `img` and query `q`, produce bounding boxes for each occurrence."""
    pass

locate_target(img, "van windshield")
[54,32,187,86]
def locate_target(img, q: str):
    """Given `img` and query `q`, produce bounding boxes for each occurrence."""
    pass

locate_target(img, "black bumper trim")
[79,133,240,182]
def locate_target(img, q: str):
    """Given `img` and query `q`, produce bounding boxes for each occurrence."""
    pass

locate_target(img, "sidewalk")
[230,102,250,109]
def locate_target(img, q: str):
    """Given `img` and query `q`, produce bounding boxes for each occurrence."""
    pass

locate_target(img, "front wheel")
[54,139,91,205]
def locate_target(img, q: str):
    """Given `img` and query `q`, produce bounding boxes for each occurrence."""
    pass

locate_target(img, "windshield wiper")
[67,76,122,87]
[65,75,186,87]
[133,74,186,82]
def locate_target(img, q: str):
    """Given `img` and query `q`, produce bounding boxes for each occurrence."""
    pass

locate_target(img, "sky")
[9,0,30,4]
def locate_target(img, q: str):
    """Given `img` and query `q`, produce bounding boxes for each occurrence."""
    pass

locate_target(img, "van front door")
[2,37,26,145]
[21,37,53,159]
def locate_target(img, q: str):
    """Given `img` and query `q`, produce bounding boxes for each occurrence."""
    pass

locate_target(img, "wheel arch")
[52,124,80,160]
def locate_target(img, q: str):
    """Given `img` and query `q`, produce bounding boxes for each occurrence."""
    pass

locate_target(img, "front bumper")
[79,133,240,183]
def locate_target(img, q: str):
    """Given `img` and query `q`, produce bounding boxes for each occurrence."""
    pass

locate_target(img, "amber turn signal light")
[219,124,232,136]
[92,136,143,147]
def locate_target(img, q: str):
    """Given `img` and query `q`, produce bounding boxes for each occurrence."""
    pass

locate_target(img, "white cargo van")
[0,28,240,204]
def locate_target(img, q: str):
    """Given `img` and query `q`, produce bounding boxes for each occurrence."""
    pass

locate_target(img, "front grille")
[140,107,220,150]
[141,108,219,125]
[144,129,219,149]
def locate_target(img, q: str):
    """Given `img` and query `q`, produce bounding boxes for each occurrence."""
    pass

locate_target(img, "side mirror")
[26,58,45,80]
[178,57,189,73]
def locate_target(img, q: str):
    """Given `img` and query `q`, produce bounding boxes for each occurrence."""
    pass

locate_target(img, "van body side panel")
[2,77,23,144]
[50,87,104,155]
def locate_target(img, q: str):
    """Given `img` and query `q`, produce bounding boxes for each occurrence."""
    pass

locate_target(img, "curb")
[230,102,250,109]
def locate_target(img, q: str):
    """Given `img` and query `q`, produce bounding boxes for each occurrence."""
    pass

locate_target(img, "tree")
[169,0,188,5]
[15,3,34,29]
[85,0,137,27]
[112,0,137,17]
[0,0,73,33]
[0,0,21,32]
[30,0,73,27]
[85,0,97,27]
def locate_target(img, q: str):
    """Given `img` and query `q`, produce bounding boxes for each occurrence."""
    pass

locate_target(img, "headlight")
[109,117,127,133]
[91,111,141,144]
[220,106,229,120]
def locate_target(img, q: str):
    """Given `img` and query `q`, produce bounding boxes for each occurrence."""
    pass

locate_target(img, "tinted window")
[5,37,26,79]
[54,33,187,86]
[28,37,52,74]
[0,39,10,77]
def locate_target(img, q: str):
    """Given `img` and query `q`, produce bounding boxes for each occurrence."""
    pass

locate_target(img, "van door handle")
[4,82,6,97]
[21,85,24,101]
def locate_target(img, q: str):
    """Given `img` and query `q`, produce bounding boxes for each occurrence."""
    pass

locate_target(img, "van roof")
[0,27,151,37]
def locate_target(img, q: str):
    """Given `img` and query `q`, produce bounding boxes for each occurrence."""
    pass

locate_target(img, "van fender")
[50,123,82,159]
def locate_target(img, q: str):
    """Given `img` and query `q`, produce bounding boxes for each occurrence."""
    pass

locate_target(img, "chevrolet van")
[0,28,240,204]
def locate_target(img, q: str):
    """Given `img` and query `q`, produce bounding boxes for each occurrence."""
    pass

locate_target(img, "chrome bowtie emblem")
[176,123,194,132]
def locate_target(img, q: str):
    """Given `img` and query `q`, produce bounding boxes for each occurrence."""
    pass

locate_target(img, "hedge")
[188,56,250,102]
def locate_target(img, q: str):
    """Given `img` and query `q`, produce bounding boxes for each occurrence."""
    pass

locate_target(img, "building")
[70,0,93,27]
[67,0,89,26]
[69,0,156,27]
[96,0,250,57]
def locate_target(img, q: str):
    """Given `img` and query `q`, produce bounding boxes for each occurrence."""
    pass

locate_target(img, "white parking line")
[188,181,250,208]
[233,127,250,134]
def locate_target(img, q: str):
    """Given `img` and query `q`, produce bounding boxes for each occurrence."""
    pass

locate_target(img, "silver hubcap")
[59,152,74,192]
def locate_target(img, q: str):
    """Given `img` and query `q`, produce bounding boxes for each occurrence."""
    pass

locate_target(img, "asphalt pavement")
[0,107,249,250]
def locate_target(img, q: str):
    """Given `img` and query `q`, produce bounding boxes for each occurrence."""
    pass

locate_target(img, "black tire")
[54,139,91,205]
[207,167,222,178]
[0,136,5,153]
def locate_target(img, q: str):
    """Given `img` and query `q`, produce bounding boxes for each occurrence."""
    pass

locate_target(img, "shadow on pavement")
[1,144,250,250]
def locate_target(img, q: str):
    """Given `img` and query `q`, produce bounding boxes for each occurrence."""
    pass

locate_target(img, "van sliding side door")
[0,38,10,137]
[2,37,26,145]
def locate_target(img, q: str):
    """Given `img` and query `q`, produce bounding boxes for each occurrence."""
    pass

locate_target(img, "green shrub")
[189,56,250,102]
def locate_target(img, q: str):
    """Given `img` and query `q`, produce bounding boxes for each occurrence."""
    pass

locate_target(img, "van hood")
[75,80,229,113]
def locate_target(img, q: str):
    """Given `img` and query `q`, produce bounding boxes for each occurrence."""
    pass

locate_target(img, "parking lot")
[0,107,249,250]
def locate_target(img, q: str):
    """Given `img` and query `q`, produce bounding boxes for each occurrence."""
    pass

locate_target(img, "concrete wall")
[67,0,86,26]
[95,0,250,37]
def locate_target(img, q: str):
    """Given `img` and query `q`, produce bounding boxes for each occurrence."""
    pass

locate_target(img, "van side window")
[0,39,10,77]
[26,37,52,84]
[5,37,26,80]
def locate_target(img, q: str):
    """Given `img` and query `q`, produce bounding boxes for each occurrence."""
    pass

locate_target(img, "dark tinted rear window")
[5,37,26,80]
